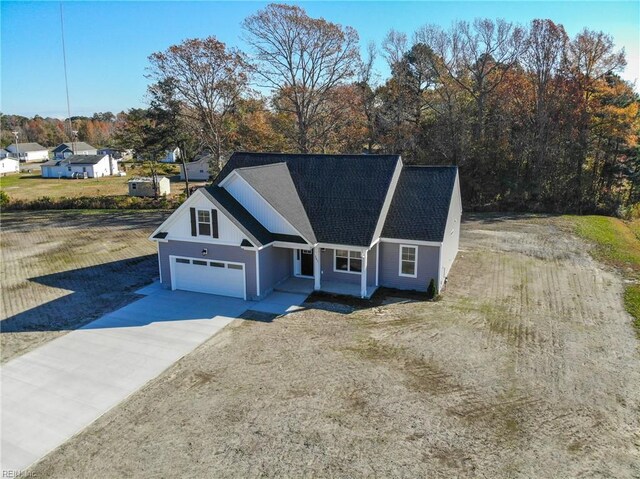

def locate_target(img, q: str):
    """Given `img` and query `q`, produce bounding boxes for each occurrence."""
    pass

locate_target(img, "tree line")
[4,4,638,214]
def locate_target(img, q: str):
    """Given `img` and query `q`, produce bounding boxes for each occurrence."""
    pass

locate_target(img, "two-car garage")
[170,256,246,299]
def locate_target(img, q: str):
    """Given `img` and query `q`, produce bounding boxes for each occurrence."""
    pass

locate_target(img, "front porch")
[274,276,378,299]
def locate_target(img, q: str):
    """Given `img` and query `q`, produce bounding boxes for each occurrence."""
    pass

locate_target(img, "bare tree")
[242,4,360,152]
[147,37,249,173]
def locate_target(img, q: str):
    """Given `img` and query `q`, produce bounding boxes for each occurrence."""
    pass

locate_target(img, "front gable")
[150,189,250,246]
[221,172,303,239]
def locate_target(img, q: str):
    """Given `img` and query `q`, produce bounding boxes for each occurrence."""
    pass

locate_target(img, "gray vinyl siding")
[259,246,292,296]
[368,243,377,286]
[158,240,258,299]
[320,248,360,284]
[378,242,440,292]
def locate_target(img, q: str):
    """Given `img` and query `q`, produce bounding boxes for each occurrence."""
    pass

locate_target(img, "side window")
[399,245,417,277]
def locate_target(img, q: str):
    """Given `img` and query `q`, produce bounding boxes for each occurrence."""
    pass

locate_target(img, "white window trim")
[196,209,212,237]
[398,245,418,278]
[333,249,363,275]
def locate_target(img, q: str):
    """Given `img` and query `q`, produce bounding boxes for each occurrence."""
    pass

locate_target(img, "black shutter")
[190,207,197,236]
[211,209,218,238]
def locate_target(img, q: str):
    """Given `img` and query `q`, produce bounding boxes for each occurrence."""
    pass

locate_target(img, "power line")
[59,2,75,153]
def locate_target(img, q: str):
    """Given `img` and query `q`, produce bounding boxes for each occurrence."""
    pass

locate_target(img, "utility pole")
[71,130,78,155]
[12,131,20,162]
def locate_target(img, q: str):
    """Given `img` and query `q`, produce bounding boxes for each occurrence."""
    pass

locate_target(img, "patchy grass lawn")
[566,215,640,335]
[0,163,200,201]
[0,210,170,362]
[28,215,640,478]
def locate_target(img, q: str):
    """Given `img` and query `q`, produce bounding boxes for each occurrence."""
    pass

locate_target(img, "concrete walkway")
[1,284,307,473]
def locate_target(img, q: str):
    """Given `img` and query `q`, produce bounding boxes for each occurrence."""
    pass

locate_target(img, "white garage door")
[172,256,245,299]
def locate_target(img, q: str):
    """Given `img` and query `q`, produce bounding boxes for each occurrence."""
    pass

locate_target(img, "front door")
[301,250,314,277]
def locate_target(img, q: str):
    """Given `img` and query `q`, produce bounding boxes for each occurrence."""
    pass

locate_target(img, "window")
[228,264,243,270]
[399,245,417,277]
[131,183,137,190]
[210,262,225,268]
[192,260,207,266]
[197,210,211,236]
[335,249,362,273]
[176,258,190,264]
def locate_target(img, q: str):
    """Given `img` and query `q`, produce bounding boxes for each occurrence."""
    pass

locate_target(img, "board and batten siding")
[259,246,292,296]
[439,172,462,289]
[223,174,299,236]
[158,240,258,299]
[167,192,247,245]
[378,242,439,292]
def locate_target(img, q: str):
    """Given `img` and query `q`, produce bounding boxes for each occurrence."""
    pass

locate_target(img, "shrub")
[426,278,437,300]
[2,194,184,211]
[0,190,9,207]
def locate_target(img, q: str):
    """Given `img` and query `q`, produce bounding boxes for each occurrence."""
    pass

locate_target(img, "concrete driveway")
[1,284,307,473]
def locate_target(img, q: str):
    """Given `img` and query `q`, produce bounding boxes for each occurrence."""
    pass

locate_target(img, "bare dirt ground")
[27,215,640,478]
[0,210,169,362]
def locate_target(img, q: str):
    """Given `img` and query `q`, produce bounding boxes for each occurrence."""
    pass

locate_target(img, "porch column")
[313,246,321,290]
[360,249,368,298]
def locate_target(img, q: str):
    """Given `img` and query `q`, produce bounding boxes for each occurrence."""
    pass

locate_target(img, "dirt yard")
[24,215,640,477]
[0,210,169,362]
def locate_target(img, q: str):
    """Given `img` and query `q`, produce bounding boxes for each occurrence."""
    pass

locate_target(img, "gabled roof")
[53,142,96,153]
[232,163,316,244]
[382,166,458,242]
[64,154,108,165]
[216,152,401,247]
[204,186,305,247]
[7,142,47,152]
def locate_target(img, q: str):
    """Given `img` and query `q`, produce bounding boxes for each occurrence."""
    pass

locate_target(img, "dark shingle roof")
[53,142,96,153]
[234,163,316,243]
[382,166,458,242]
[65,154,108,165]
[216,152,401,246]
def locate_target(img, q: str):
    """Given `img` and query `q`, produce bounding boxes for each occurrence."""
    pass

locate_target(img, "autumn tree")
[242,3,360,152]
[147,36,250,172]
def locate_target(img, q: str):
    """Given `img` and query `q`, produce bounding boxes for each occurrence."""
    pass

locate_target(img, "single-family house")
[160,147,180,163]
[52,142,97,160]
[5,143,49,162]
[129,176,170,197]
[150,152,462,300]
[41,154,118,178]
[0,157,20,174]
[97,148,123,160]
[180,154,212,181]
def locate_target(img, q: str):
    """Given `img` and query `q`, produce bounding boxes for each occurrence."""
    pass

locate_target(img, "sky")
[1,1,638,118]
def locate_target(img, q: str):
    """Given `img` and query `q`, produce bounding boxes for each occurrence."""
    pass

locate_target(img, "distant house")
[180,154,212,181]
[0,157,20,174]
[52,142,97,160]
[128,176,170,197]
[0,149,11,159]
[5,143,49,162]
[41,154,118,178]
[159,147,180,163]
[97,148,123,160]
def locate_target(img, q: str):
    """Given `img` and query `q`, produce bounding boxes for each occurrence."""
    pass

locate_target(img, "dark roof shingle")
[382,166,458,242]
[216,152,401,247]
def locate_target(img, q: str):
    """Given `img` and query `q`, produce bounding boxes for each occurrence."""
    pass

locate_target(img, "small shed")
[128,176,170,197]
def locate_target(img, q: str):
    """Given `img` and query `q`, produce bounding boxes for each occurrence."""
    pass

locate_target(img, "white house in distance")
[52,142,97,160]
[5,143,49,162]
[160,147,180,163]
[41,154,118,178]
[0,157,20,174]
[180,154,212,181]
